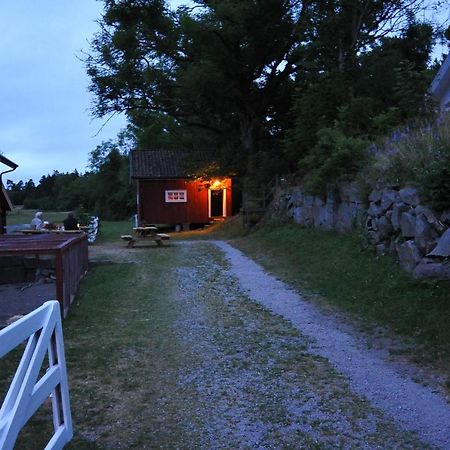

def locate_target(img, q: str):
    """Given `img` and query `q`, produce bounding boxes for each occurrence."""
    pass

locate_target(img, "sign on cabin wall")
[165,190,187,203]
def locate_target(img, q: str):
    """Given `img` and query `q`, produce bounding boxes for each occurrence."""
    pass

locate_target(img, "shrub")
[364,116,450,210]
[298,127,369,195]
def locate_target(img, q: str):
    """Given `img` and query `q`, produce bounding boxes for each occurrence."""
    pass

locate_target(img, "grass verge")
[229,224,450,370]
[96,220,131,243]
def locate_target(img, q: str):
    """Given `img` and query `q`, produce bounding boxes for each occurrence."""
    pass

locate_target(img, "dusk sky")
[0,1,448,184]
[0,0,188,184]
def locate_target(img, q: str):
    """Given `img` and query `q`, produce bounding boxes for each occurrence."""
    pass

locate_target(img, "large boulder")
[314,204,335,230]
[369,189,382,203]
[380,189,398,211]
[399,186,420,206]
[427,229,450,258]
[400,212,416,238]
[304,195,315,206]
[414,259,450,279]
[289,189,304,207]
[375,216,393,239]
[314,196,325,207]
[415,205,438,225]
[391,202,409,230]
[368,202,383,217]
[336,202,360,232]
[414,205,445,233]
[414,214,437,251]
[293,206,314,227]
[396,240,422,272]
[338,182,363,203]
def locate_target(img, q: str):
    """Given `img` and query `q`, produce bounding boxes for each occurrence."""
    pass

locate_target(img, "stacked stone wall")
[268,183,450,279]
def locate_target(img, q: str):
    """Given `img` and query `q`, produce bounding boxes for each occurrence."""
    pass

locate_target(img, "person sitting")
[30,211,44,230]
[63,213,79,231]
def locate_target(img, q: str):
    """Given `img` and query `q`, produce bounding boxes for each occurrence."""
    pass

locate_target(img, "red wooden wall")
[137,178,232,226]
[138,179,207,225]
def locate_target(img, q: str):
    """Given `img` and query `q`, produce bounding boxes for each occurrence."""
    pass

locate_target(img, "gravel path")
[212,240,450,449]
[164,241,426,448]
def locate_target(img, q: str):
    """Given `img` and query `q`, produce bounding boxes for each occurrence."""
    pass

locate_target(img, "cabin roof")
[130,149,211,179]
[0,155,18,170]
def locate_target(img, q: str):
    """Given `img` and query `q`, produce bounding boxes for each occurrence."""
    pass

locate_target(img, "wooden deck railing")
[56,236,88,318]
[0,233,89,318]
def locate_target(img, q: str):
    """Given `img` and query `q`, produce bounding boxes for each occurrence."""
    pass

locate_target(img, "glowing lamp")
[211,179,222,189]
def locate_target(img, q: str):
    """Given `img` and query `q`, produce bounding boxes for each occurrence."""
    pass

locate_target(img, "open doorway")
[209,189,225,217]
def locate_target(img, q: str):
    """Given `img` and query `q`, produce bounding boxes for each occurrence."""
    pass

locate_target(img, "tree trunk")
[239,114,259,179]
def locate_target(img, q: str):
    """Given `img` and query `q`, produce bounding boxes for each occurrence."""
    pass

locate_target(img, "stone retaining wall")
[269,183,450,279]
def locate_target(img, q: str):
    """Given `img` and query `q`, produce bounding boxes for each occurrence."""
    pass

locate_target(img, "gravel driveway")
[166,240,450,449]
[211,240,450,448]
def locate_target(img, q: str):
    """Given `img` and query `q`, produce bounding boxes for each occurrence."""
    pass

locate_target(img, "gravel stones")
[213,240,450,449]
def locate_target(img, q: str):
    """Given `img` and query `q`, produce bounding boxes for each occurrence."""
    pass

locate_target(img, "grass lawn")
[0,225,187,448]
[227,223,450,371]
[96,220,132,243]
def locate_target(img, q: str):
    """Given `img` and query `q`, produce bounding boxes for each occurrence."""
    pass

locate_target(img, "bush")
[298,127,369,195]
[365,116,450,210]
[421,147,450,210]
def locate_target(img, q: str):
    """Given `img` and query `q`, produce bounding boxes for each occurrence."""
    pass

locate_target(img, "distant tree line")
[7,138,135,220]
[85,0,449,193]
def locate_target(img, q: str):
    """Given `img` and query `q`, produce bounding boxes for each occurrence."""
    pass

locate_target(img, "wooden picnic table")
[121,227,170,247]
[133,226,158,237]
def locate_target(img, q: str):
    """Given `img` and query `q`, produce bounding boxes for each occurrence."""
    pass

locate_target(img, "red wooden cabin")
[130,150,232,229]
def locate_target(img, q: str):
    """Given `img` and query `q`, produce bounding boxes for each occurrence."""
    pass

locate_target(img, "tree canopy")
[86,0,445,189]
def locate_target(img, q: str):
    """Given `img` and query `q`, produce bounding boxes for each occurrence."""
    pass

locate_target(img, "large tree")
[87,0,436,180]
[286,3,435,162]
[87,0,311,176]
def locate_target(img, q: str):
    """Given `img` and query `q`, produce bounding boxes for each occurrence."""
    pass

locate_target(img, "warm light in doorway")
[210,179,223,189]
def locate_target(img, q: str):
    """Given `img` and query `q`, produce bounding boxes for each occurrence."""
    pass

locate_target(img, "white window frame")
[165,190,187,203]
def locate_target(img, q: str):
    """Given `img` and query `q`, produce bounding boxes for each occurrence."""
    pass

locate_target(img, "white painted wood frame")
[208,188,227,217]
[0,301,73,449]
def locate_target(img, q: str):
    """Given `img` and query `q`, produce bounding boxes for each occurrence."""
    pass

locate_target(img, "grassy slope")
[221,223,450,368]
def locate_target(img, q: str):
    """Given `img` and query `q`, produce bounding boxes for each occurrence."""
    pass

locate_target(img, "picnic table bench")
[121,227,170,248]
